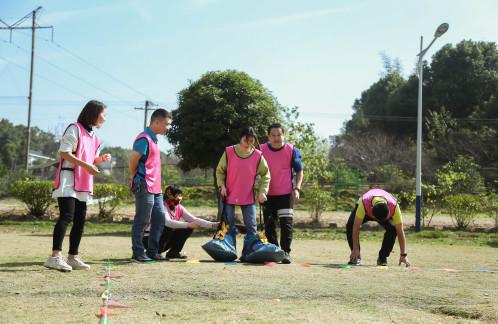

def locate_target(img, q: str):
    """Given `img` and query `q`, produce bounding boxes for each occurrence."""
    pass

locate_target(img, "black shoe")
[166,251,188,259]
[147,253,168,261]
[281,252,291,264]
[131,254,152,263]
[377,257,388,266]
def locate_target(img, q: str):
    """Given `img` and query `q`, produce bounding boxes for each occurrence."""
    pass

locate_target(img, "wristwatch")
[293,187,301,193]
[400,253,408,257]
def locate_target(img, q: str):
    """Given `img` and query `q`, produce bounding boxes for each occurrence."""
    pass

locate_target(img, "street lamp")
[415,23,449,232]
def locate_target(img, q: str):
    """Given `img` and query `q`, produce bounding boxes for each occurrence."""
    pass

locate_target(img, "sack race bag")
[202,222,238,262]
[240,232,284,263]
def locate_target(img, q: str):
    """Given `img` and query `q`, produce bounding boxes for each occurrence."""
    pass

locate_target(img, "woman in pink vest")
[142,184,218,258]
[44,100,111,272]
[260,123,304,264]
[216,127,270,251]
[346,188,411,267]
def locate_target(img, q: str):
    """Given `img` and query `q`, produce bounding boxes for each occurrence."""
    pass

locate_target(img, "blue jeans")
[224,204,257,236]
[131,181,165,257]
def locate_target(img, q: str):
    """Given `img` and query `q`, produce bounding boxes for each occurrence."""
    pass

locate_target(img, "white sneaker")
[67,256,91,270]
[44,256,72,272]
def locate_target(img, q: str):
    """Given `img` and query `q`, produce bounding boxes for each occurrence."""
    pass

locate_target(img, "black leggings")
[143,227,193,254]
[52,197,87,255]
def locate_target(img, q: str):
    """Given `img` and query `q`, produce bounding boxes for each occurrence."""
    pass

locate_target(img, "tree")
[167,70,282,187]
[0,119,60,170]
[282,106,332,223]
[426,108,498,187]
[330,129,417,181]
[340,40,498,187]
[435,155,485,196]
[430,40,498,118]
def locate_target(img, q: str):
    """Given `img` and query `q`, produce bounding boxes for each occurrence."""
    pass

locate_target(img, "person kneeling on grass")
[143,185,218,259]
[347,188,411,267]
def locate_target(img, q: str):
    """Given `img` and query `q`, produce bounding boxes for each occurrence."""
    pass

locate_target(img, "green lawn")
[0,221,497,323]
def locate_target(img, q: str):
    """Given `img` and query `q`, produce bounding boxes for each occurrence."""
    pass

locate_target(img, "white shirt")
[52,125,100,202]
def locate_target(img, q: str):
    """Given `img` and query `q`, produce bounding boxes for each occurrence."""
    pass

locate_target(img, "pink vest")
[225,145,262,205]
[362,189,397,220]
[163,201,185,221]
[132,132,162,194]
[53,122,100,194]
[260,143,294,196]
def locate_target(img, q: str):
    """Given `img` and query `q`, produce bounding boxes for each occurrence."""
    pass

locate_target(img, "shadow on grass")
[93,258,135,265]
[307,263,355,269]
[0,261,44,272]
[26,230,215,238]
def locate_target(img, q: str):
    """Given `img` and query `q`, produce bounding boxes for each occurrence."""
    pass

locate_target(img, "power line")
[0,7,53,171]
[3,39,129,101]
[135,100,159,130]
[11,29,153,100]
[0,53,88,98]
[362,115,498,122]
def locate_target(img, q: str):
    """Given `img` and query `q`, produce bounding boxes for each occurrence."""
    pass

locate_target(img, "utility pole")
[134,100,157,130]
[1,7,54,171]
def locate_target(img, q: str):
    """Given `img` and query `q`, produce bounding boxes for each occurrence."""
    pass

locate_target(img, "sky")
[1,0,498,152]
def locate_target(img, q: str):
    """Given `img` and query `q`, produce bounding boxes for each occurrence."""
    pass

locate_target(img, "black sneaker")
[281,252,291,264]
[147,253,168,261]
[377,257,388,266]
[166,251,188,259]
[131,255,152,263]
[348,258,362,266]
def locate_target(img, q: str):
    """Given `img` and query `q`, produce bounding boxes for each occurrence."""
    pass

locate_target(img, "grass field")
[0,221,497,323]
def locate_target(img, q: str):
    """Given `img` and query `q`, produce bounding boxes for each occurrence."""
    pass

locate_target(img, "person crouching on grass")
[347,188,411,267]
[142,185,219,259]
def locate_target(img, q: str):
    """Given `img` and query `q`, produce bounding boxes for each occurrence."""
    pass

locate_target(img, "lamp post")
[415,23,449,232]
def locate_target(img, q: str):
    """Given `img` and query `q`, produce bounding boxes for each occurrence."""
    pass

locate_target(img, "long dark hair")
[239,126,260,148]
[77,100,106,129]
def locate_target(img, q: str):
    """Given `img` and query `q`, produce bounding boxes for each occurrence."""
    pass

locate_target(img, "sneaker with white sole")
[67,256,91,270]
[44,256,72,272]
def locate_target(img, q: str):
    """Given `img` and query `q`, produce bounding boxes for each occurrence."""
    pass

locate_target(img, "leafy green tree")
[282,106,332,223]
[435,155,485,195]
[344,72,406,135]
[0,119,60,169]
[167,70,282,188]
[430,40,498,118]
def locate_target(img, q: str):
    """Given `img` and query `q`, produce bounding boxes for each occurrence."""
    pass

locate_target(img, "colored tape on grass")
[186,259,200,264]
[264,261,277,267]
[224,261,238,265]
[444,268,459,273]
[339,264,352,269]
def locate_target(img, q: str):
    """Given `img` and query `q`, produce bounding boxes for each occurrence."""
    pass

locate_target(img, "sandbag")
[202,223,237,262]
[240,232,284,263]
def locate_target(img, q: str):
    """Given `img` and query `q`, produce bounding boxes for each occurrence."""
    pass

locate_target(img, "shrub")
[444,194,481,230]
[0,169,30,198]
[93,183,131,221]
[11,179,54,217]
[181,186,216,201]
[482,191,498,228]
[396,190,415,211]
[304,181,332,224]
